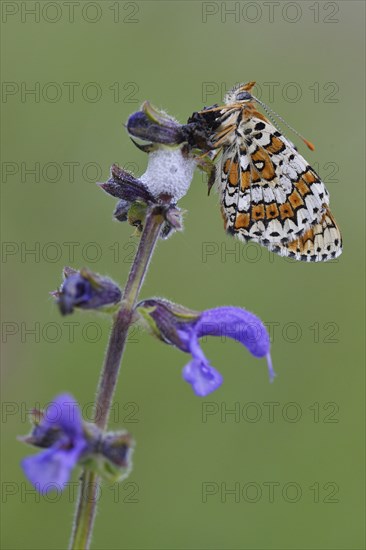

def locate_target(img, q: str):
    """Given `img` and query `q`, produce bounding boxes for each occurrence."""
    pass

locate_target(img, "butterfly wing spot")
[288,191,304,209]
[252,204,265,220]
[228,160,240,187]
[266,135,286,155]
[302,169,318,185]
[223,159,231,175]
[251,148,276,180]
[240,169,251,191]
[279,202,295,220]
[265,203,280,219]
[296,180,311,197]
[250,165,261,183]
[254,121,266,131]
[234,212,250,230]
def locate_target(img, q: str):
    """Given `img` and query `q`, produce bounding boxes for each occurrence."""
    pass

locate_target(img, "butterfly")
[188,81,342,262]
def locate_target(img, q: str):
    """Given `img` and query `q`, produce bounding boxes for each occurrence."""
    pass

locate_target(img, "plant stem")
[69,206,164,550]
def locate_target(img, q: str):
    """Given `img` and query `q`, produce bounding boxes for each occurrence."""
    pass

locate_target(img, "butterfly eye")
[236,91,252,101]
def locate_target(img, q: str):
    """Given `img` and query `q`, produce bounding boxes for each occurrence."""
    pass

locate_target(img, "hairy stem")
[69,206,164,550]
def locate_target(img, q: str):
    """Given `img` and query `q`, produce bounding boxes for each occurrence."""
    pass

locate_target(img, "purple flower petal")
[21,444,81,494]
[182,359,223,397]
[43,393,83,437]
[196,307,270,358]
[182,307,273,390]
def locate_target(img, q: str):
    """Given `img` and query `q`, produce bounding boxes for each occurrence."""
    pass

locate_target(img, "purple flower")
[137,300,274,397]
[20,395,135,488]
[21,394,88,494]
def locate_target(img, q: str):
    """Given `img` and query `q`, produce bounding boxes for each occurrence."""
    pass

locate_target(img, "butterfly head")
[224,81,256,105]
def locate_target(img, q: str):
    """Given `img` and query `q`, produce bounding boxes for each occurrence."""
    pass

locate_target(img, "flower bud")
[127,101,186,146]
[53,267,122,315]
[99,164,154,204]
[87,431,134,483]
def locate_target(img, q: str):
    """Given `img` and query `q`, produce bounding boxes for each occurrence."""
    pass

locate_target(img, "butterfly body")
[190,81,342,262]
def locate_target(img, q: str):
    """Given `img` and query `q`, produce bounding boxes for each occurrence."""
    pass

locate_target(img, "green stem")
[69,206,164,550]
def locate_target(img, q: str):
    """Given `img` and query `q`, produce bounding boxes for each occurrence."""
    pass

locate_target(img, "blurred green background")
[1,1,365,549]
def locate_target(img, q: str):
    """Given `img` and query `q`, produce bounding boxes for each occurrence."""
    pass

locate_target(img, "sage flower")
[137,299,274,396]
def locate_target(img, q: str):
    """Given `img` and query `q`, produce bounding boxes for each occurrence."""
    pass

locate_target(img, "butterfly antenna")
[252,96,315,151]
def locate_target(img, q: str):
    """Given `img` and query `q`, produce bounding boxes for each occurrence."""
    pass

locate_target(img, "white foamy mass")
[140,147,196,202]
